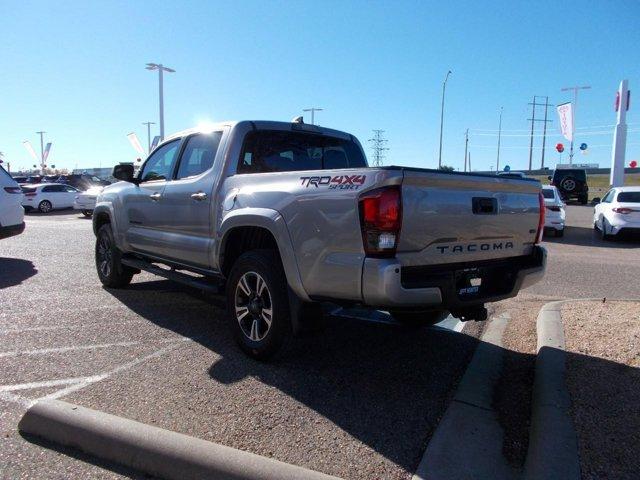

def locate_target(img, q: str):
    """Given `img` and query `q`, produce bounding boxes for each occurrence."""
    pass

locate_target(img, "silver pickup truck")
[94,120,546,359]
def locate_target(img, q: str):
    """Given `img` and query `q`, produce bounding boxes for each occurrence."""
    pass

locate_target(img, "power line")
[368,129,389,167]
[527,96,553,171]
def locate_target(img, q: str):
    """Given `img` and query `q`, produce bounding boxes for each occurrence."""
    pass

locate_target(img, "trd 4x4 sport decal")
[300,175,366,190]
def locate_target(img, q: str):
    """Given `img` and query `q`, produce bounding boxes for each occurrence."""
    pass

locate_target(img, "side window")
[602,190,614,203]
[139,140,180,182]
[175,132,223,180]
[64,185,78,193]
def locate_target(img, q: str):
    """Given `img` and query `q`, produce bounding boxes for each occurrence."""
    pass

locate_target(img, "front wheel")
[81,209,93,217]
[226,250,292,360]
[95,224,134,288]
[389,309,449,328]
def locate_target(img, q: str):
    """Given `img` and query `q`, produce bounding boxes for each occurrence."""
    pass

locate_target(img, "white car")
[21,183,81,213]
[542,185,566,237]
[73,186,104,217]
[593,186,640,240]
[0,166,25,239]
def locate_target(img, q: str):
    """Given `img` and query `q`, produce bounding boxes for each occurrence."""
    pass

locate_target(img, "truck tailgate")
[397,169,541,266]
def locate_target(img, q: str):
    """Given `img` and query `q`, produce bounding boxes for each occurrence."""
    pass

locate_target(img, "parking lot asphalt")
[0,210,483,480]
[527,205,640,299]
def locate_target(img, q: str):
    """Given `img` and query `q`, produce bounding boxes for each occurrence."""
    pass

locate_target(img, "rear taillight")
[3,187,22,194]
[535,192,545,244]
[546,205,561,212]
[358,186,401,256]
[612,207,634,214]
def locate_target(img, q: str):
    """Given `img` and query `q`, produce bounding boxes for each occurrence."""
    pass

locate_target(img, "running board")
[121,257,224,295]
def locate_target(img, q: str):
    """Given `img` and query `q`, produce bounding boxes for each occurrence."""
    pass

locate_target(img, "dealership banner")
[557,102,573,142]
[43,142,52,162]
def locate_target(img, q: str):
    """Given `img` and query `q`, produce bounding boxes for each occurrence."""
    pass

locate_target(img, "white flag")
[22,141,39,160]
[557,102,573,142]
[126,133,145,155]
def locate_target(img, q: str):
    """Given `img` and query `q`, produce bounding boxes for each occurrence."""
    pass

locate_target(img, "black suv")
[549,169,589,204]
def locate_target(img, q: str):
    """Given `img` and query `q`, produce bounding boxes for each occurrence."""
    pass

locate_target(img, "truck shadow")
[0,258,38,289]
[106,280,479,474]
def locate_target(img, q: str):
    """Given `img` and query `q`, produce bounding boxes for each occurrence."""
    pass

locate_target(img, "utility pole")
[527,96,553,171]
[36,131,46,173]
[463,129,469,172]
[438,70,452,168]
[146,63,176,140]
[560,85,591,164]
[496,107,503,172]
[303,107,323,125]
[540,96,552,169]
[368,129,389,167]
[142,121,156,152]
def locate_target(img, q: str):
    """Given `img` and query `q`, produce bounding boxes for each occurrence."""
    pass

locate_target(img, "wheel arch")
[218,208,310,302]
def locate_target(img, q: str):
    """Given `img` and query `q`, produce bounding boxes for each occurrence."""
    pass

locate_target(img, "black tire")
[226,250,291,360]
[600,218,612,241]
[82,209,93,217]
[555,228,564,238]
[389,309,449,328]
[95,224,134,288]
[579,194,588,205]
[38,200,52,213]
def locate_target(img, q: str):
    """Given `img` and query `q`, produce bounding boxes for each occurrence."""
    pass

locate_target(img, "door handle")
[191,192,208,201]
[149,192,162,201]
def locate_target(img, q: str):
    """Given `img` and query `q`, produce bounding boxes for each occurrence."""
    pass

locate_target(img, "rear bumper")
[0,221,25,240]
[361,246,546,308]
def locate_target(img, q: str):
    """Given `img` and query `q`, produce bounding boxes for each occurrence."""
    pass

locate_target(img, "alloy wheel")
[234,271,273,341]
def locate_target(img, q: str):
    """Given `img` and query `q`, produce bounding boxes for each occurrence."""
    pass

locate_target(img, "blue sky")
[2,0,639,173]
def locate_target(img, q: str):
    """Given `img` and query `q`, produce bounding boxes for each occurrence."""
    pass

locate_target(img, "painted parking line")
[0,341,140,358]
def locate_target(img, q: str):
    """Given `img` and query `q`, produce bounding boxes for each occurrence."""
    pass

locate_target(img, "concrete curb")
[523,300,580,480]
[412,315,516,480]
[18,399,340,480]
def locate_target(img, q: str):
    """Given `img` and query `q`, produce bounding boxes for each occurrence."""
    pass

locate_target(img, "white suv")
[593,186,640,240]
[0,166,25,239]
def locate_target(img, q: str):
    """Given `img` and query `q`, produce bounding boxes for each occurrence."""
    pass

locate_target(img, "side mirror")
[547,175,552,181]
[112,164,136,183]
[591,197,601,204]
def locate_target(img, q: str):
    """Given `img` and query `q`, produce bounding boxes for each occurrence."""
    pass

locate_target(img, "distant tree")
[438,165,455,172]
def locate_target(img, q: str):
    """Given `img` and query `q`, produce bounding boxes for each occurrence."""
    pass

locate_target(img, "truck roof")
[164,120,353,142]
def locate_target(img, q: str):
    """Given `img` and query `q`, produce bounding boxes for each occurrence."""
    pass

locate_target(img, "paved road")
[0,211,481,480]
[525,205,640,299]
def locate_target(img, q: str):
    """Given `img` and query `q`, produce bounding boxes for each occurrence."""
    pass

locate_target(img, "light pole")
[302,107,323,125]
[496,107,503,172]
[438,70,452,168]
[560,85,591,164]
[36,131,46,173]
[146,63,175,140]
[142,121,156,152]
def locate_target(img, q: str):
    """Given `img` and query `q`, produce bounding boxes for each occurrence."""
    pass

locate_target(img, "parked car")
[497,171,526,179]
[549,168,589,204]
[73,186,104,217]
[11,176,28,184]
[21,183,81,213]
[41,175,60,183]
[541,185,566,237]
[593,186,640,240]
[93,120,546,359]
[0,165,25,239]
[57,174,110,191]
[25,175,42,184]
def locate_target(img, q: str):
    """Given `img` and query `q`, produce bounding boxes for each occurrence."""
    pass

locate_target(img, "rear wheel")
[38,200,52,213]
[81,209,92,217]
[95,224,134,288]
[389,309,449,328]
[555,228,564,238]
[226,250,291,360]
[600,218,612,241]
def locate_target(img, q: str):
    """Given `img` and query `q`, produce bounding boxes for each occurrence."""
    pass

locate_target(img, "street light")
[302,107,323,125]
[438,70,452,168]
[142,121,156,152]
[146,63,175,140]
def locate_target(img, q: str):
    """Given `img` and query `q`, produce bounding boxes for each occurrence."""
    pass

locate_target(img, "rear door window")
[238,130,367,174]
[175,132,223,179]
